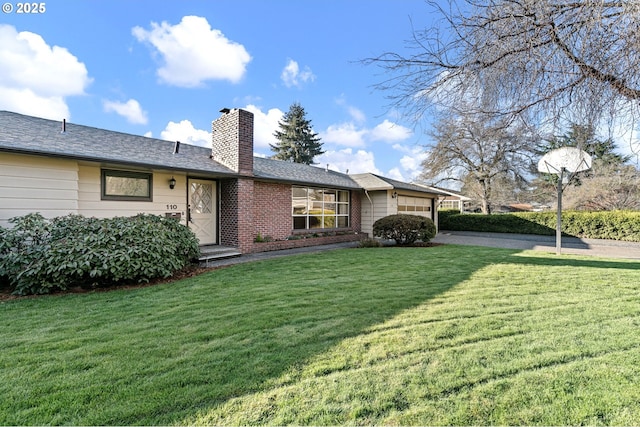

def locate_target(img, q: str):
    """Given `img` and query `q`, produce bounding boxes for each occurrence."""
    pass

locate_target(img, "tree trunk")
[480,178,492,214]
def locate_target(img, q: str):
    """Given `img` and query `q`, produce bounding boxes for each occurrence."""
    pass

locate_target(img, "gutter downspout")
[364,190,374,237]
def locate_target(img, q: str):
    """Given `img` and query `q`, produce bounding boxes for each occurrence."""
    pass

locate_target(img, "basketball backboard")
[537,147,592,175]
[537,146,593,255]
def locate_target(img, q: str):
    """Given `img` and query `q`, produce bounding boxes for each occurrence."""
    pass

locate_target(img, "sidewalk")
[432,230,640,259]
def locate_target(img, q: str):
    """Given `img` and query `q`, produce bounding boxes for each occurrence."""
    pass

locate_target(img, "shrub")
[358,238,383,248]
[0,213,201,296]
[440,211,556,235]
[437,210,640,241]
[373,214,437,245]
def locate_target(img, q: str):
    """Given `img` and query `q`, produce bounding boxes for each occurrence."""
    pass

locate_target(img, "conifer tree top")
[270,102,324,165]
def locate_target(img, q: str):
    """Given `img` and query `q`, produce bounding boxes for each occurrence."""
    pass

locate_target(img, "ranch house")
[0,109,446,257]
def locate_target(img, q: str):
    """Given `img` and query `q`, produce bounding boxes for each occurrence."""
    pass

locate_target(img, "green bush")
[373,214,437,245]
[437,209,460,224]
[0,213,200,296]
[358,237,383,248]
[438,210,640,241]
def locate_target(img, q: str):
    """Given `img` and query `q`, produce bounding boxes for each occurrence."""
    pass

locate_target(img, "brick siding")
[249,186,364,253]
[251,232,364,253]
[253,181,292,241]
[211,109,254,176]
[219,178,255,253]
[213,108,365,254]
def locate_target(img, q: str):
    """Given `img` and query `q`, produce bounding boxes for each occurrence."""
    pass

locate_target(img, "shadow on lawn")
[5,244,638,425]
[172,246,640,424]
[508,251,640,270]
[164,246,502,424]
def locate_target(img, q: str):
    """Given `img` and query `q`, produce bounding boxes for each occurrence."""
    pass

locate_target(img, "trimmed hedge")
[438,209,640,242]
[0,213,200,295]
[373,214,437,245]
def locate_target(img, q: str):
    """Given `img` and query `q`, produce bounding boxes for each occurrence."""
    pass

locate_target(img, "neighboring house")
[0,109,442,254]
[504,203,550,213]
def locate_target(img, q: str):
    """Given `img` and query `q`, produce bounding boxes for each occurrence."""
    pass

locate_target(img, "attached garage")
[350,173,448,237]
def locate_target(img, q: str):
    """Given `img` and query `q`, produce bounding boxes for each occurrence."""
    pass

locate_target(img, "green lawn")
[1,245,640,425]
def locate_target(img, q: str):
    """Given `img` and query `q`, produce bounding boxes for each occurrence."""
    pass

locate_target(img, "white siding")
[77,165,189,225]
[361,190,392,237]
[0,153,79,227]
[0,154,193,228]
[361,189,438,237]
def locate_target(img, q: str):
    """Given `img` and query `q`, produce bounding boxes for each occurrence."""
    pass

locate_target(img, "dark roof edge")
[0,146,239,178]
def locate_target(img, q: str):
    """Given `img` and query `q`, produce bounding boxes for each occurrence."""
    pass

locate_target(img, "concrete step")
[198,245,242,266]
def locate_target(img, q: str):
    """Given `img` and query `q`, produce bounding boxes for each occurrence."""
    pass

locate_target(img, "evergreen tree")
[540,123,630,165]
[270,102,324,164]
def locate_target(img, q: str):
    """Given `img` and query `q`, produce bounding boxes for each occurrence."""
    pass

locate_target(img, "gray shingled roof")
[0,110,236,176]
[254,157,360,189]
[351,173,449,196]
[0,110,361,188]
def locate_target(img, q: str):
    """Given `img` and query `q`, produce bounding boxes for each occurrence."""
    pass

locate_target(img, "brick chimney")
[211,108,254,176]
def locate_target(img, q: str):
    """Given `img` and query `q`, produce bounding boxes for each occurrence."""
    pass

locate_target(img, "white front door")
[188,179,216,245]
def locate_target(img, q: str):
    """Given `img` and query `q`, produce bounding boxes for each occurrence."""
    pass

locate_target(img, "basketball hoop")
[538,146,592,176]
[537,147,592,255]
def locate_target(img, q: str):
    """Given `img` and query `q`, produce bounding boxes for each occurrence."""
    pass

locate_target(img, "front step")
[198,245,242,266]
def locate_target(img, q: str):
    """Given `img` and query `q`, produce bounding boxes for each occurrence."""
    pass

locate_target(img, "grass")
[1,245,640,425]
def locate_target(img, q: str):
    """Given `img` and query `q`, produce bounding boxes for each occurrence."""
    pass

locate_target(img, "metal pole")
[556,168,563,255]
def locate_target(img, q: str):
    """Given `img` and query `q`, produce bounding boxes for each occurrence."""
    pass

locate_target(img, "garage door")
[397,195,432,219]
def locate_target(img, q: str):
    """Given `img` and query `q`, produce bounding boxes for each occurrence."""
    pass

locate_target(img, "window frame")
[101,169,153,202]
[292,186,350,230]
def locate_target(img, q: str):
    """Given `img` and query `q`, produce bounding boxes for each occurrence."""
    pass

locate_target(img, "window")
[439,200,460,210]
[397,195,431,217]
[292,187,349,230]
[101,169,152,201]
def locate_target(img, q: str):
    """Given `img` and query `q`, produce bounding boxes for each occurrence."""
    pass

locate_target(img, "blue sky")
[1,0,437,181]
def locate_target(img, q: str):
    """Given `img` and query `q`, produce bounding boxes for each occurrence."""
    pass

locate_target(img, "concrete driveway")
[432,230,640,260]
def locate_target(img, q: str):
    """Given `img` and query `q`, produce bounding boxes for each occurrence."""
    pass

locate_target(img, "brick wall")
[219,178,255,253]
[211,108,366,254]
[222,180,365,254]
[251,232,364,253]
[253,181,292,241]
[219,178,239,248]
[249,185,365,253]
[351,190,362,232]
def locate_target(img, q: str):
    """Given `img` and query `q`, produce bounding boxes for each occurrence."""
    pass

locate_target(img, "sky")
[1,0,439,182]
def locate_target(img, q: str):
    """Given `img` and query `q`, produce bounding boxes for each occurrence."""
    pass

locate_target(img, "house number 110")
[166,204,178,210]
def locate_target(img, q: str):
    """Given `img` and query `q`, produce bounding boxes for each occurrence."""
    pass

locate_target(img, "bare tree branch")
[365,0,640,138]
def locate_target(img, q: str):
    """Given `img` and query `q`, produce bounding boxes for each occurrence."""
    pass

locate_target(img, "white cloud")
[0,24,91,119]
[321,123,367,147]
[281,59,316,88]
[319,119,412,149]
[348,106,366,124]
[160,120,211,147]
[395,145,427,180]
[387,167,406,181]
[370,120,413,142]
[335,95,366,123]
[243,104,283,149]
[103,99,148,124]
[316,149,381,175]
[132,16,251,88]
